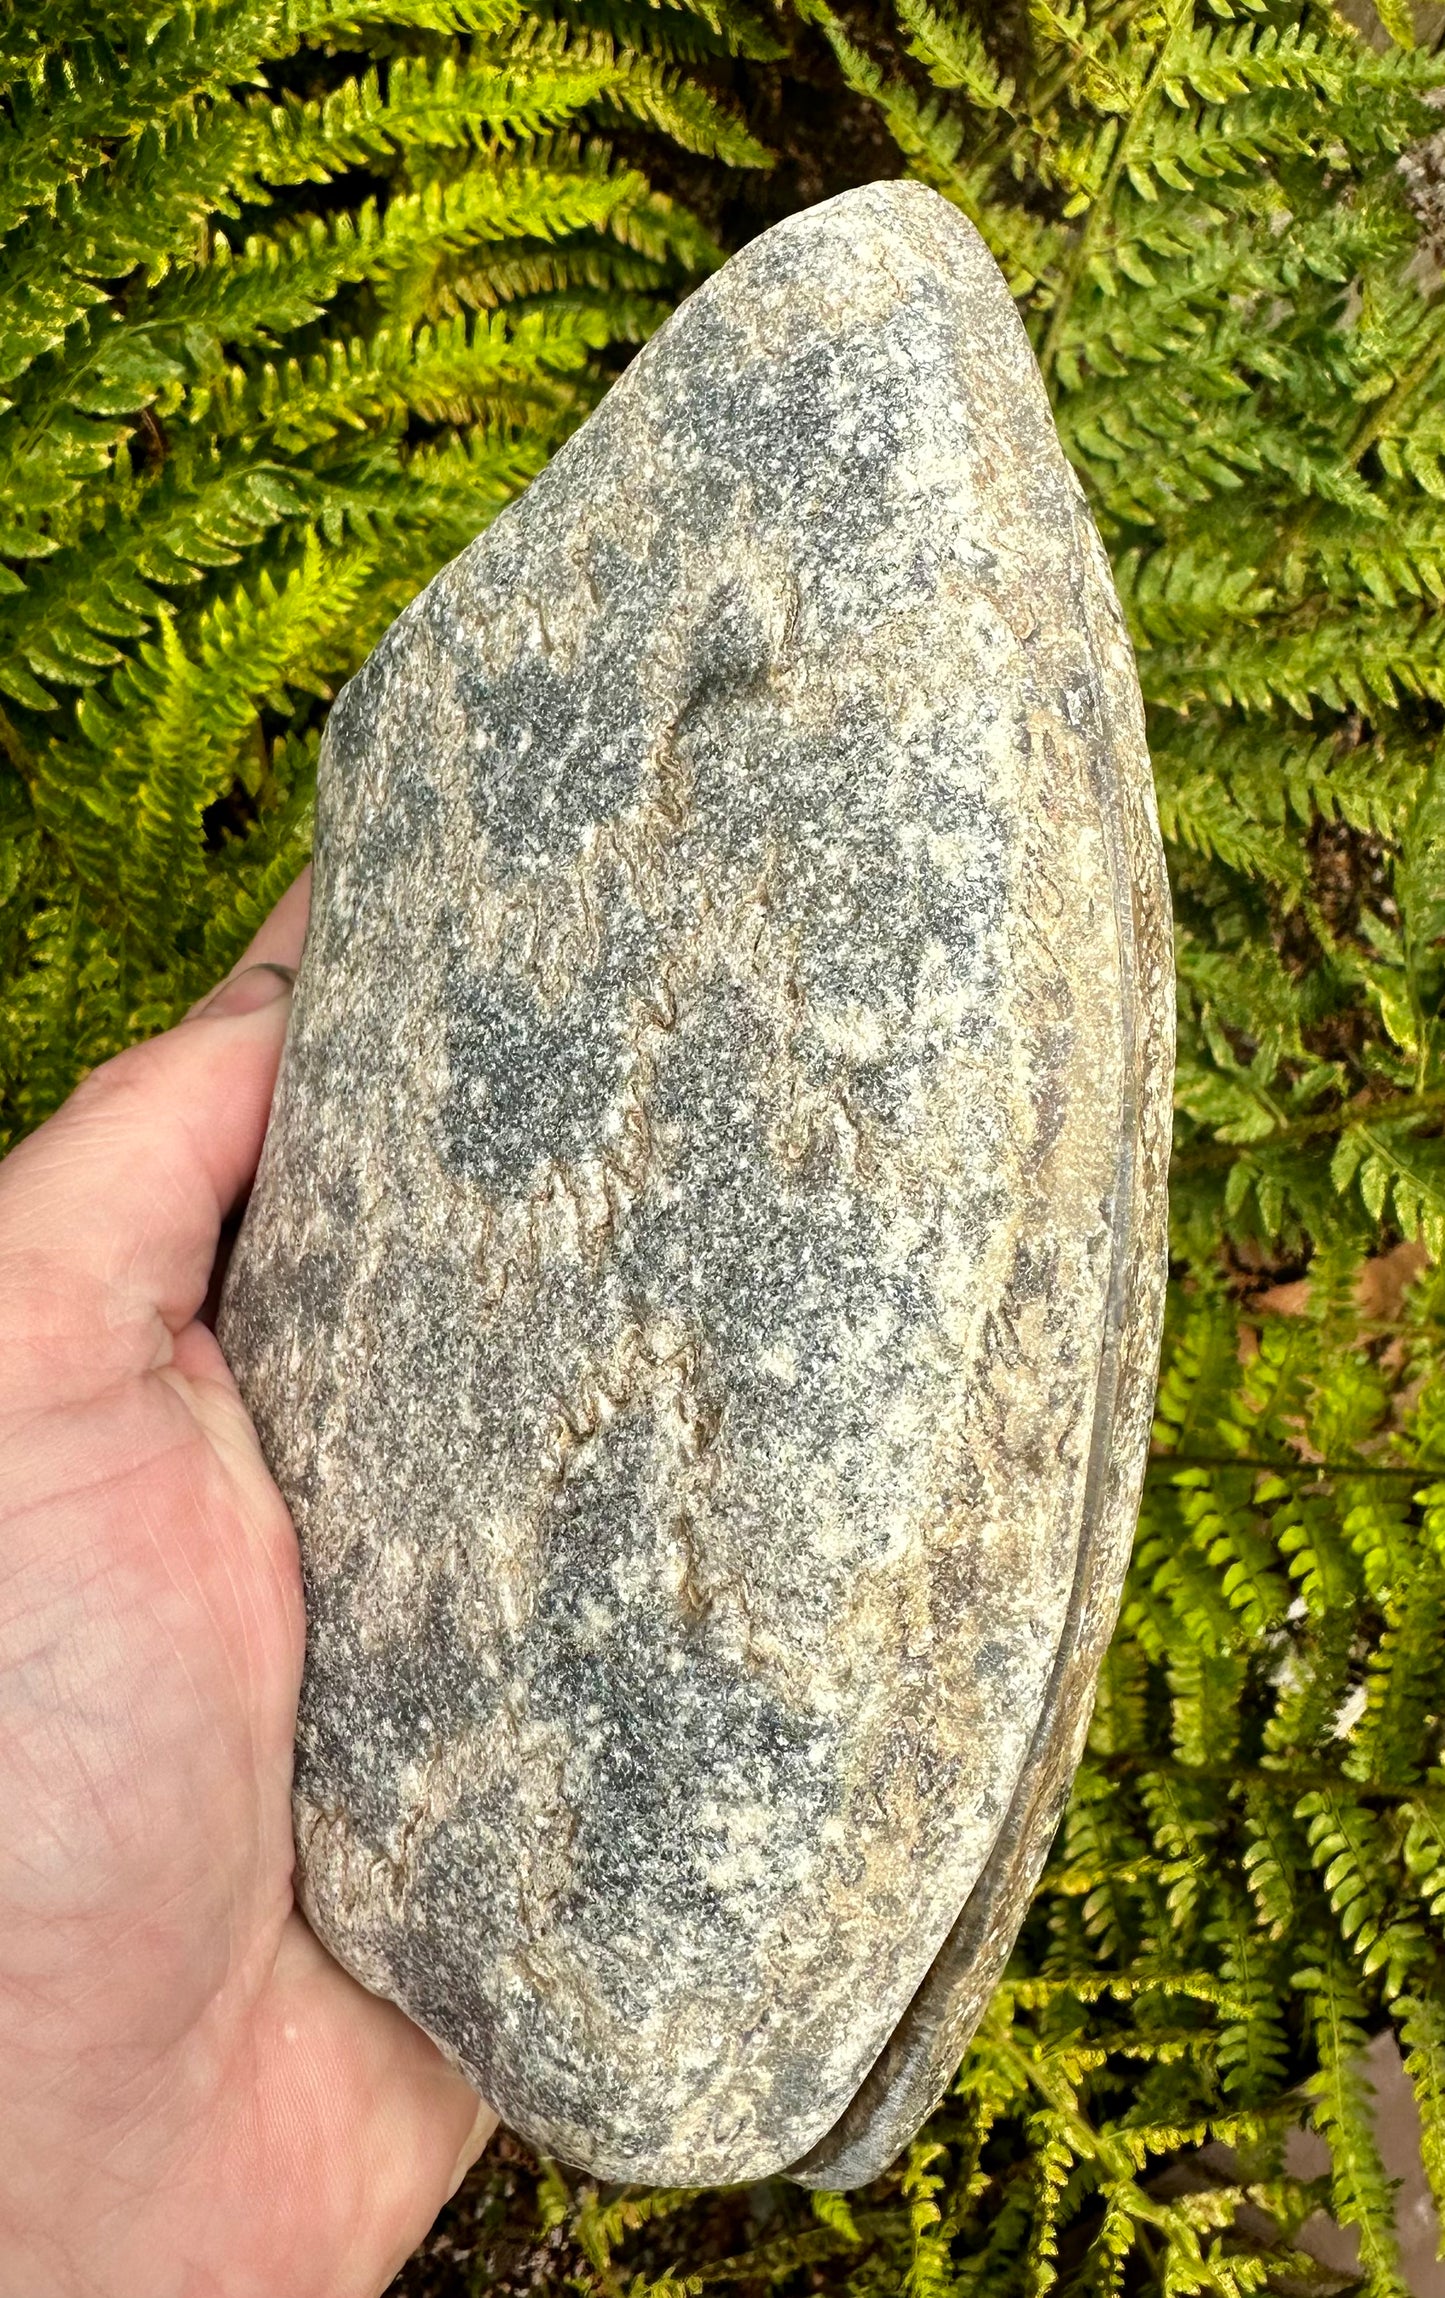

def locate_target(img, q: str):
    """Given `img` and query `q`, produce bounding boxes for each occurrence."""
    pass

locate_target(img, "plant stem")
[1173,1085,1445,1173]
[1090,1752,1424,1806]
[1148,1454,1430,1479]
[1345,322,1445,474]
[1037,0,1191,386]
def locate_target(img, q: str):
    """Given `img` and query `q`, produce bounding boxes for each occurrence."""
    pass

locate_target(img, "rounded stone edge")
[785,490,1175,2191]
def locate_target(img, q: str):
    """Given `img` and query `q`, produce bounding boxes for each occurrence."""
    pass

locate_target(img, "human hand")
[0,872,495,2298]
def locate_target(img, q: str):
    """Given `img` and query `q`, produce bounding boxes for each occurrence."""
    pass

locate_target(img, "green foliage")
[9,2,1445,2294]
[0,0,775,1134]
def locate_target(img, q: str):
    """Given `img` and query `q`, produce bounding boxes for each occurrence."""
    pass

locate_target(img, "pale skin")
[0,870,496,2298]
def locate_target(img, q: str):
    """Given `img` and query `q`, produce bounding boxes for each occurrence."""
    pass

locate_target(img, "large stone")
[220,179,1173,2190]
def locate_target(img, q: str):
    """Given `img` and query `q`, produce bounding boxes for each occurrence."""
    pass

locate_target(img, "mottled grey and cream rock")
[220,179,1173,2190]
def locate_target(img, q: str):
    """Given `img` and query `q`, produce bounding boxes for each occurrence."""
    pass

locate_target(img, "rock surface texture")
[220,179,1174,2189]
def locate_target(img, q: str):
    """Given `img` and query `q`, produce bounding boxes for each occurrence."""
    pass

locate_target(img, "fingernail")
[447,2097,497,2200]
[198,963,296,1021]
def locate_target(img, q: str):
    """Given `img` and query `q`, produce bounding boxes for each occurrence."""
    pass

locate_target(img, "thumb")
[0,885,310,1408]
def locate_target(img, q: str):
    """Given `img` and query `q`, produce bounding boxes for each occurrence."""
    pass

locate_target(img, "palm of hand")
[0,881,490,2298]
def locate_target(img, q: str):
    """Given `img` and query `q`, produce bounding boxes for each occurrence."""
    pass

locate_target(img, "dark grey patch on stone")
[220,180,1173,2191]
[437,946,631,1190]
[460,642,647,865]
